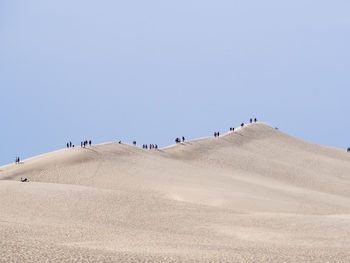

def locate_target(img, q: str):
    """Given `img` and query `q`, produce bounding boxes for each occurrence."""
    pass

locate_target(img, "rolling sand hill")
[1,123,350,262]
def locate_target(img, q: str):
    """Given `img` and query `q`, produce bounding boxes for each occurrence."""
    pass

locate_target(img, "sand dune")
[1,123,350,262]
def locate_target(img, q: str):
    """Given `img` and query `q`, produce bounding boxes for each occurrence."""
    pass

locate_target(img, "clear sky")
[1,0,349,165]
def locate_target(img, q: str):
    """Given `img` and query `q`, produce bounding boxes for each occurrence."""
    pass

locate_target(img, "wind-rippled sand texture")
[1,123,350,262]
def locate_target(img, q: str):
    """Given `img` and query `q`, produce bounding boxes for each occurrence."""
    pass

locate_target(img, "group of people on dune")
[14,156,20,164]
[175,136,185,143]
[242,117,258,127]
[143,144,158,150]
[81,140,92,148]
[66,140,92,148]
[62,120,260,151]
[228,118,260,136]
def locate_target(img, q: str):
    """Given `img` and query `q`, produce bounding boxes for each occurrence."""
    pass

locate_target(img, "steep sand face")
[1,123,350,262]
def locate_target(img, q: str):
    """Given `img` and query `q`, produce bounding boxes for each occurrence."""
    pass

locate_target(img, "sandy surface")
[1,123,350,262]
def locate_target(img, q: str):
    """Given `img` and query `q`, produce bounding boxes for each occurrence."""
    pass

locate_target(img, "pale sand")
[1,123,350,262]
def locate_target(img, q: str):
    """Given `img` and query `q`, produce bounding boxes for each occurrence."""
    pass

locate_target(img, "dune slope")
[1,123,350,262]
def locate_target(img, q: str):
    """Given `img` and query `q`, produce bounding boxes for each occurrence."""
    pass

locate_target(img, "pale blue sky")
[1,0,349,165]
